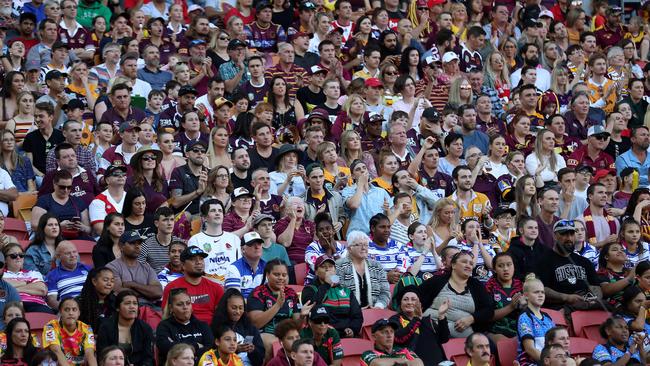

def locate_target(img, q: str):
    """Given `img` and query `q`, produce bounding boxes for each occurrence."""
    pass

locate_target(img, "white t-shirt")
[89,190,126,225]
[188,231,241,285]
[0,168,15,216]
[132,78,153,99]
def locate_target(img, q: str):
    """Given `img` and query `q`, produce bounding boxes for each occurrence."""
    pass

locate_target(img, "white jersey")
[188,231,241,285]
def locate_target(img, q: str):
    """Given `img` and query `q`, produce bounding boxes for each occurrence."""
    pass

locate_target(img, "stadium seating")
[341,338,374,366]
[26,312,57,343]
[541,308,567,327]
[361,308,398,340]
[293,262,308,285]
[571,310,609,342]
[4,218,29,240]
[497,337,518,366]
[70,240,96,267]
[569,337,599,358]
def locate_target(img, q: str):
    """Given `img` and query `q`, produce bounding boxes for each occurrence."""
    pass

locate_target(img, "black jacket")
[390,313,450,365]
[301,280,364,337]
[96,314,154,366]
[156,315,214,365]
[507,236,548,281]
[418,273,495,332]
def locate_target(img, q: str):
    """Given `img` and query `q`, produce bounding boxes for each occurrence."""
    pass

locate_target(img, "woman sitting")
[336,231,391,309]
[1,243,51,313]
[43,297,97,366]
[269,144,306,197]
[592,316,645,364]
[598,242,634,309]
[274,197,316,265]
[247,260,314,360]
[92,213,125,268]
[24,213,63,277]
[122,188,155,240]
[96,290,155,366]
[127,147,169,213]
[304,213,347,285]
[0,302,41,354]
[0,318,37,365]
[211,289,265,366]
[389,286,450,365]
[301,255,363,338]
[97,345,127,366]
[419,250,495,338]
[78,267,117,333]
[617,286,650,349]
[164,343,196,366]
[0,130,35,192]
[156,288,214,365]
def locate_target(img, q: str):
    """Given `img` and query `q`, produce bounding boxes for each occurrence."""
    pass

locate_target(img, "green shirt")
[77,1,112,30]
[300,327,344,364]
[361,346,418,366]
[262,242,291,265]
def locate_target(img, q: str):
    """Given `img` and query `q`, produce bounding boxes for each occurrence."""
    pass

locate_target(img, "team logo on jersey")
[203,243,212,252]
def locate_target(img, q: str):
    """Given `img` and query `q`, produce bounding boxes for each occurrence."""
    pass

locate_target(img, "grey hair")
[277,42,293,53]
[347,231,370,247]
[607,46,624,60]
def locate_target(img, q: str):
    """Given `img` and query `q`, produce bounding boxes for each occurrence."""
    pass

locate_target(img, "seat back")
[12,194,37,221]
[569,337,598,358]
[361,308,397,340]
[340,338,373,366]
[497,337,518,366]
[25,312,57,343]
[70,240,96,267]
[293,262,308,285]
[571,310,610,339]
[541,308,567,327]
[4,218,28,240]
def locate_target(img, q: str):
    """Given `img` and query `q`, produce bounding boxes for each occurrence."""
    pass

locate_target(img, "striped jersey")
[368,239,407,272]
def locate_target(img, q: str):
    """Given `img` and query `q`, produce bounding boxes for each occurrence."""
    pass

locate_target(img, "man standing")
[225,231,266,298]
[616,126,650,187]
[292,32,319,71]
[139,207,182,273]
[469,69,505,122]
[535,220,602,309]
[604,112,631,159]
[162,246,224,324]
[45,120,96,174]
[106,231,163,304]
[557,168,588,220]
[99,83,148,131]
[188,199,241,285]
[408,137,454,201]
[360,319,423,366]
[464,333,492,366]
[195,78,225,128]
[231,147,253,192]
[265,43,307,100]
[120,53,152,99]
[26,19,70,68]
[219,39,248,95]
[89,43,121,93]
[458,104,489,155]
[507,216,545,280]
[342,160,392,235]
[24,103,65,180]
[586,53,617,114]
[577,183,619,248]
[244,3,286,53]
[137,44,172,91]
[170,140,209,216]
[58,0,94,62]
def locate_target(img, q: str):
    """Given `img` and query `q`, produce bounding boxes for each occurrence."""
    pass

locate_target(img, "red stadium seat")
[361,308,397,340]
[4,218,28,240]
[18,240,30,250]
[569,337,598,358]
[26,312,57,343]
[571,310,609,341]
[71,240,95,267]
[138,306,162,331]
[541,308,567,327]
[294,262,308,285]
[341,338,373,366]
[443,338,496,366]
[497,337,518,366]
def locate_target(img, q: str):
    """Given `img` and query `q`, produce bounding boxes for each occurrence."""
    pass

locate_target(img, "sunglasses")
[110,172,127,177]
[219,36,230,41]
[57,185,72,190]
[593,134,609,141]
[141,155,157,161]
[384,72,398,76]
[460,85,472,90]
[7,253,25,259]
[190,148,206,154]
[312,318,329,324]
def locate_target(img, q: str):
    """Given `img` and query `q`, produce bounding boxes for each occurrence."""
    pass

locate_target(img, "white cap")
[188,4,204,12]
[442,52,459,63]
[539,9,554,18]
[243,232,264,245]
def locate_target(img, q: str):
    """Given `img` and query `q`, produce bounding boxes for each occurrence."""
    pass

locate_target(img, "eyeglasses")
[7,253,25,259]
[593,134,609,141]
[57,185,72,190]
[110,172,127,177]
[190,148,206,154]
[624,46,635,50]
[216,174,229,179]
[141,155,157,161]
[384,72,398,76]
[219,36,230,41]
[350,243,369,248]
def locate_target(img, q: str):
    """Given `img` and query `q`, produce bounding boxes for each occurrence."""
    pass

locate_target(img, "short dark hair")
[54,143,75,160]
[517,215,536,233]
[120,52,139,65]
[467,26,486,39]
[457,104,475,116]
[110,83,132,95]
[464,332,488,353]
[291,338,314,353]
[587,182,605,198]
[154,206,175,221]
[540,344,565,364]
[318,40,334,52]
[557,167,576,182]
[580,31,596,44]
[369,213,389,230]
[444,132,463,147]
[452,165,472,180]
[251,122,271,136]
[200,198,224,217]
[208,77,225,89]
[53,170,73,184]
[35,102,54,116]
[632,125,650,138]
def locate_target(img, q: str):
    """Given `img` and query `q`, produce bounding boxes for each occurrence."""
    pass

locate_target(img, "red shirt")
[566,145,615,170]
[162,276,224,325]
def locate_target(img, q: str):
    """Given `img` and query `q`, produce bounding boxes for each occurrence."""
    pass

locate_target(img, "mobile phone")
[244,335,254,344]
[72,216,80,222]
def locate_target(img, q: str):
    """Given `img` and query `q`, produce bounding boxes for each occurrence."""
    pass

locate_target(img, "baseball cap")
[299,1,317,10]
[523,18,542,29]
[315,255,335,269]
[185,139,208,153]
[587,125,610,137]
[62,99,85,112]
[620,167,637,178]
[189,39,207,48]
[290,31,310,42]
[253,214,274,227]
[308,65,327,75]
[422,107,440,122]
[371,318,399,333]
[310,306,330,321]
[105,164,127,177]
[119,121,141,133]
[539,9,554,18]
[328,27,344,35]
[180,246,208,261]
[368,112,385,123]
[215,97,234,109]
[442,52,459,63]
[242,232,264,246]
[492,205,517,218]
[178,85,198,97]
[606,5,623,15]
[25,59,40,72]
[232,187,254,200]
[553,219,576,234]
[228,39,247,50]
[307,108,329,123]
[45,70,67,81]
[120,230,144,243]
[592,168,617,183]
[188,4,204,12]
[365,78,383,88]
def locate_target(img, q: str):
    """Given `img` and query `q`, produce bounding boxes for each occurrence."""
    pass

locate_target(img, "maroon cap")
[307,108,330,123]
[290,31,310,42]
[315,255,335,269]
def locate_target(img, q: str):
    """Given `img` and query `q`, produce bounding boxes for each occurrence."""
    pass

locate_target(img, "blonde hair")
[485,51,510,90]
[316,141,337,162]
[533,129,559,172]
[448,77,473,107]
[342,94,366,118]
[340,130,362,165]
[523,275,543,292]
[429,198,458,228]
[550,65,570,95]
[207,126,229,169]
[164,343,195,366]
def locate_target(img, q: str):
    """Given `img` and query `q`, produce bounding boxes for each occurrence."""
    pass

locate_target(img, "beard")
[525,57,539,67]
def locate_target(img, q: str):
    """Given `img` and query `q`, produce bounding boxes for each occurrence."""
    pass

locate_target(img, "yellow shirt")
[42,320,95,366]
[324,167,352,187]
[587,78,616,113]
[449,190,491,221]
[199,350,244,366]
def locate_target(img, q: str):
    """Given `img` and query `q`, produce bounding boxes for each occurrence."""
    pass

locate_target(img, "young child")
[145,90,166,131]
[198,325,244,366]
[162,79,181,111]
[620,218,650,269]
[485,252,524,340]
[574,219,599,269]
[489,207,517,252]
[517,276,555,366]
[91,121,114,170]
[63,99,94,146]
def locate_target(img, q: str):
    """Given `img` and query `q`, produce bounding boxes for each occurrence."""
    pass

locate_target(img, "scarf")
[583,206,617,245]
[352,261,373,306]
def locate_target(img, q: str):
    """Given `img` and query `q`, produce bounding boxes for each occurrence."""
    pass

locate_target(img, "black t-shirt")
[231,171,253,192]
[296,86,325,114]
[22,128,65,174]
[249,147,279,172]
[125,214,156,240]
[535,249,600,295]
[605,137,631,160]
[315,103,341,125]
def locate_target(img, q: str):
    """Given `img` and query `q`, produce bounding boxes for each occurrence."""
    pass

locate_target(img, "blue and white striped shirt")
[225,258,266,299]
[46,263,91,301]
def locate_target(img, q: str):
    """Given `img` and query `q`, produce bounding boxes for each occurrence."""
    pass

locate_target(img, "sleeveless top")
[11,118,35,144]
